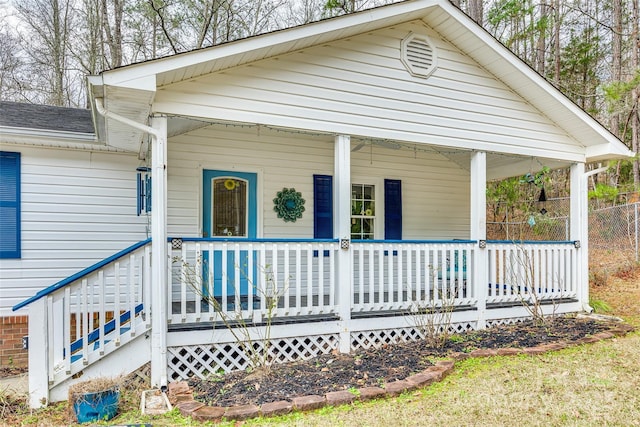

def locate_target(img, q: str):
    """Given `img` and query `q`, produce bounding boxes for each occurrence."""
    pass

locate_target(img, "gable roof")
[88,0,634,164]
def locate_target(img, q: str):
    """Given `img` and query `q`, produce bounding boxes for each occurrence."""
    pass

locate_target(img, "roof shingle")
[0,101,94,134]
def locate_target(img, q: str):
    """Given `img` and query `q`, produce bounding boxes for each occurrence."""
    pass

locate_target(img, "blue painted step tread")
[69,304,143,355]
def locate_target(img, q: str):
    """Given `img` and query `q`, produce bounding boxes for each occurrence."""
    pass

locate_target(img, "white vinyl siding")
[0,146,148,315]
[155,21,583,163]
[167,124,470,241]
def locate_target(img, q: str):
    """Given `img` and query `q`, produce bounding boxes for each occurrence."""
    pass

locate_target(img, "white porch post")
[570,162,589,311]
[27,299,49,407]
[150,116,168,389]
[470,151,488,329]
[335,134,352,353]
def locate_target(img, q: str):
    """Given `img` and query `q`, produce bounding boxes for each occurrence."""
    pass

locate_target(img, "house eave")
[93,0,630,164]
[0,125,113,151]
[98,0,441,89]
[585,143,636,163]
[88,75,156,154]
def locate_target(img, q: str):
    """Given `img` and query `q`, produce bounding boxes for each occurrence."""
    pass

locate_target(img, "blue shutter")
[136,167,151,215]
[0,151,21,258]
[145,175,152,213]
[313,175,333,239]
[136,172,143,215]
[384,179,402,240]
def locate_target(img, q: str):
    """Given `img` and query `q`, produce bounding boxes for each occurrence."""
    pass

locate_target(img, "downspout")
[94,98,168,390]
[584,166,609,180]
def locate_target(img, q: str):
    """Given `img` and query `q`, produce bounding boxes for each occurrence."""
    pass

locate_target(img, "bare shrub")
[174,256,288,371]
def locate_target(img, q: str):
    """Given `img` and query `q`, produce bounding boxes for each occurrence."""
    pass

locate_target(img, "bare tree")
[631,0,640,186]
[468,0,484,24]
[14,0,76,106]
[100,0,124,68]
[0,30,26,102]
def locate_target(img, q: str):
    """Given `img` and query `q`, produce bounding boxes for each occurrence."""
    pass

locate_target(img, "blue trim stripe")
[486,240,577,245]
[352,239,477,244]
[174,237,339,243]
[12,239,151,311]
[69,303,144,354]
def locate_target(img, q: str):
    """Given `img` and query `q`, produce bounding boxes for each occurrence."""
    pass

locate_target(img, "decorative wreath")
[224,179,237,191]
[273,188,305,222]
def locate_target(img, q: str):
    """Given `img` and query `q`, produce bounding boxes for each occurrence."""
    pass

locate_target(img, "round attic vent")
[401,33,437,78]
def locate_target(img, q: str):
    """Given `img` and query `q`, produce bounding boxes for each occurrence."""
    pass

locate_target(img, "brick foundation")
[0,316,28,368]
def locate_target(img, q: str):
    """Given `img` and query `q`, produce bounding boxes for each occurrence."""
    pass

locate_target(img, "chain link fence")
[488,202,640,267]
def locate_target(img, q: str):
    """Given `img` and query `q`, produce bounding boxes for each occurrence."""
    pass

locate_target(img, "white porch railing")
[169,239,579,325]
[14,240,152,391]
[351,240,476,312]
[15,237,581,404]
[487,241,578,304]
[169,238,340,324]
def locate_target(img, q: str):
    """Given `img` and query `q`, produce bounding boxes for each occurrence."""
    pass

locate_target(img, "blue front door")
[203,170,257,298]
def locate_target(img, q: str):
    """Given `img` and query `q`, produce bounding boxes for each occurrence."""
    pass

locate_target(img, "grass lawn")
[2,266,638,426]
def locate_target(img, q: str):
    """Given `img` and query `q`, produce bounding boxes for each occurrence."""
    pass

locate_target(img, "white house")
[0,102,147,368]
[4,0,633,407]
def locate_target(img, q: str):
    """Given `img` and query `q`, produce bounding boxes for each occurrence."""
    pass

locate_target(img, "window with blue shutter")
[0,151,21,259]
[313,175,333,239]
[384,179,402,240]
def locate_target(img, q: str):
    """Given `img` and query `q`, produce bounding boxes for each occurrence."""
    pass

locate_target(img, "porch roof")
[88,0,634,169]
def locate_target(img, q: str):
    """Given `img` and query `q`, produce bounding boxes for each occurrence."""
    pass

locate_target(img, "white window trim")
[350,177,384,239]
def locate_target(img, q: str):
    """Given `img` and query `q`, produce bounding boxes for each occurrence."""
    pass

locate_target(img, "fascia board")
[0,126,128,153]
[586,143,636,162]
[101,74,157,92]
[98,0,439,88]
[0,126,97,145]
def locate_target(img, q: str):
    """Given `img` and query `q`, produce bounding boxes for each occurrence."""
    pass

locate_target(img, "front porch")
[19,235,582,406]
[165,238,581,379]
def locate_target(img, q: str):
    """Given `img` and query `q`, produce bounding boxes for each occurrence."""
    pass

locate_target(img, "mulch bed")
[0,366,27,378]
[189,316,617,407]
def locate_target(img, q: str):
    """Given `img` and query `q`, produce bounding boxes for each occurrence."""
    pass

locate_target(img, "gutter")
[94,98,160,140]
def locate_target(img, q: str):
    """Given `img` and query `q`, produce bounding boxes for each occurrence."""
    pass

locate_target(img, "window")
[0,151,21,258]
[313,176,402,241]
[212,178,247,237]
[351,184,375,240]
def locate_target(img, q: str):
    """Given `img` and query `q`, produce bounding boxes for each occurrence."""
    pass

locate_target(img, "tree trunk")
[468,0,483,24]
[632,0,640,186]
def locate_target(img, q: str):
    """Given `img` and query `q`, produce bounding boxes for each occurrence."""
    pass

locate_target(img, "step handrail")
[12,238,152,311]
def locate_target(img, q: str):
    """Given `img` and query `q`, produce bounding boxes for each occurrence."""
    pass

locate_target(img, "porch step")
[67,304,144,362]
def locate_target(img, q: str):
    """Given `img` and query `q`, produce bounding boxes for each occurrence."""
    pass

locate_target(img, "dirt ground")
[189,249,640,409]
[188,317,616,407]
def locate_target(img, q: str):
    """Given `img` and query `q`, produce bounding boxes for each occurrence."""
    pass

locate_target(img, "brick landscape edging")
[166,323,634,423]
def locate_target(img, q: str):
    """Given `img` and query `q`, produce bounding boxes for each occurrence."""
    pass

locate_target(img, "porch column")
[470,151,488,329]
[150,116,168,389]
[27,299,48,407]
[570,162,588,310]
[335,134,352,353]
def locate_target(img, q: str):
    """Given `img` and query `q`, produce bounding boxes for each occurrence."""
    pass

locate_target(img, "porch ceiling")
[88,0,634,162]
[446,150,572,181]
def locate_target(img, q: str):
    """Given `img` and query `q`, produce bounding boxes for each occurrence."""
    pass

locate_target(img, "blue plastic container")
[72,387,120,423]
